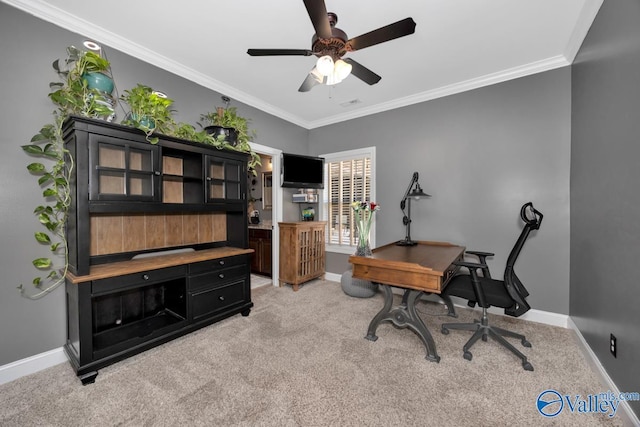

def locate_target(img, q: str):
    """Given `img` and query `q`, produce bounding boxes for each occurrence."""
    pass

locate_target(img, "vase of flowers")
[351,201,380,256]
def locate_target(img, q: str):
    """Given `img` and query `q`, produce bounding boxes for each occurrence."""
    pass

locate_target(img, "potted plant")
[120,84,175,143]
[199,106,256,146]
[199,105,261,173]
[200,106,237,145]
[19,45,115,299]
[49,45,115,121]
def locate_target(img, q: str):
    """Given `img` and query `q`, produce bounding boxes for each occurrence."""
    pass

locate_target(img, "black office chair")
[440,202,543,371]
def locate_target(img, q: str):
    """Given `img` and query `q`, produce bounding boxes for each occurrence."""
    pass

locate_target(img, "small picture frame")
[262,172,272,210]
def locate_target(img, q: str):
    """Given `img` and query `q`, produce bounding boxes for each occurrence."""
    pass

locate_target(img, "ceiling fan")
[247,0,416,92]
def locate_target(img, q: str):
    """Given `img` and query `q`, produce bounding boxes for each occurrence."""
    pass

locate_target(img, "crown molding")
[2,0,309,128]
[307,55,570,129]
[563,0,604,62]
[2,0,584,130]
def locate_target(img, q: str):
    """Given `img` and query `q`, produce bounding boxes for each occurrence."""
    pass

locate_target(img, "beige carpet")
[251,274,272,289]
[0,280,625,426]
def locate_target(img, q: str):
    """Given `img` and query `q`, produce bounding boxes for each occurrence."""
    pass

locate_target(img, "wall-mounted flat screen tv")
[281,153,324,189]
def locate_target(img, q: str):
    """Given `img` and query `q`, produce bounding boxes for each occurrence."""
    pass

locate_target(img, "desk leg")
[365,284,394,342]
[365,284,441,363]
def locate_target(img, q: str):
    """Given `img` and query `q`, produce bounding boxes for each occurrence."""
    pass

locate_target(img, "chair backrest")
[503,202,543,316]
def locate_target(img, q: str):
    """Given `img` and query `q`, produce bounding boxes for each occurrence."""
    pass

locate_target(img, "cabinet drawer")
[189,265,247,291]
[92,265,186,295]
[249,228,272,239]
[189,255,246,275]
[191,280,246,321]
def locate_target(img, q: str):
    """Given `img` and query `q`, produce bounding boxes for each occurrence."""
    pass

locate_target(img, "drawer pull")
[219,296,225,301]
[142,274,150,280]
[219,260,225,265]
[219,273,225,279]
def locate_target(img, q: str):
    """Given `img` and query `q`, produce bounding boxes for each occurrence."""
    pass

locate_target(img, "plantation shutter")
[327,157,372,246]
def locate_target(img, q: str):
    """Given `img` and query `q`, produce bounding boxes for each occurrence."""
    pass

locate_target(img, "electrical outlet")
[610,334,617,358]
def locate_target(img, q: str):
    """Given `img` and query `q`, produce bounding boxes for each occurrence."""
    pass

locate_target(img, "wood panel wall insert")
[90,212,227,256]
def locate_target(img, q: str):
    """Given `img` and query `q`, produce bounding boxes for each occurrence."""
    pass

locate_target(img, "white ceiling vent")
[340,99,362,108]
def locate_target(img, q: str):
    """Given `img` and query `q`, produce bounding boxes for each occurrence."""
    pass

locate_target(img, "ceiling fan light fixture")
[334,59,352,80]
[309,67,325,84]
[316,55,334,76]
[325,73,341,86]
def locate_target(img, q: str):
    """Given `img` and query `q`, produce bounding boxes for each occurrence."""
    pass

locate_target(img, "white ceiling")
[7,0,602,129]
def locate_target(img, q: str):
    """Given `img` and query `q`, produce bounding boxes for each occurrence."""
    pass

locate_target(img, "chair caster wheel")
[522,339,531,347]
[523,362,534,371]
[441,327,449,335]
[463,351,473,361]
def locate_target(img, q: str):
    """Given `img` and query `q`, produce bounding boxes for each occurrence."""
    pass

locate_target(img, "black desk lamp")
[396,172,430,246]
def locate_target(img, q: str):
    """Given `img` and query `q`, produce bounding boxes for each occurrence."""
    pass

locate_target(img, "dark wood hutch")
[62,116,253,384]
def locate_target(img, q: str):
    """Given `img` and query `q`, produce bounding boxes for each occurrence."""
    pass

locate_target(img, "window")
[321,147,376,254]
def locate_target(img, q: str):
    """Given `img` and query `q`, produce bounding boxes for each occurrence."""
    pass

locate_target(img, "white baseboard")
[490,306,569,328]
[325,272,341,283]
[0,347,67,386]
[567,318,640,427]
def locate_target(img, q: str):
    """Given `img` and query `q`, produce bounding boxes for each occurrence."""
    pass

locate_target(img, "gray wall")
[0,3,307,366]
[571,0,640,416]
[310,68,572,316]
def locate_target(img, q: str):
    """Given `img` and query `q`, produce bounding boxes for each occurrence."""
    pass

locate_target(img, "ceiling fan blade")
[247,49,313,56]
[347,17,417,52]
[298,68,324,92]
[303,0,332,39]
[343,58,381,85]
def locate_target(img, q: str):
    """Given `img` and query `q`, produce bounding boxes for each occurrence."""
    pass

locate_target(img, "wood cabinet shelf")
[278,222,326,291]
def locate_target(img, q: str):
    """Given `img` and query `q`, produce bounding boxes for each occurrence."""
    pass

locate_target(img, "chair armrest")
[453,260,488,271]
[466,250,494,257]
[452,261,488,308]
[461,251,494,278]
[466,251,495,264]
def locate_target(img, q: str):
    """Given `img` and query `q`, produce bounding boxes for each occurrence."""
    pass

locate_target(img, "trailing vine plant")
[19,46,113,299]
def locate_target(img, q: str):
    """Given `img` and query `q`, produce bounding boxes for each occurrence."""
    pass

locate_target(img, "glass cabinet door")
[89,135,160,201]
[205,157,244,202]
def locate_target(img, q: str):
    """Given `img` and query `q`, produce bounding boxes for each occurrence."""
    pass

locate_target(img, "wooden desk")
[349,241,465,362]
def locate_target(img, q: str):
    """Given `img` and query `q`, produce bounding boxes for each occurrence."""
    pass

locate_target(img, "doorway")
[249,142,283,287]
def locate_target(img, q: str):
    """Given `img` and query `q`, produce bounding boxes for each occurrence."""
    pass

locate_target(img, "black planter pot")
[204,125,238,146]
